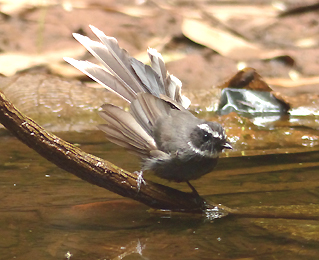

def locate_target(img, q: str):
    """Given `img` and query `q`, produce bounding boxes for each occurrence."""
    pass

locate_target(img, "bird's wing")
[98,104,157,156]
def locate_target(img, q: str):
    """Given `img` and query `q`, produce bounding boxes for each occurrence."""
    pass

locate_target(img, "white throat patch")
[187,141,219,158]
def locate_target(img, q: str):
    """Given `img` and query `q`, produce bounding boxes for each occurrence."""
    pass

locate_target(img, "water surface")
[0,130,319,260]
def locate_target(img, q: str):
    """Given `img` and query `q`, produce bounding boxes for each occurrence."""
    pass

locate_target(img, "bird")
[64,25,232,194]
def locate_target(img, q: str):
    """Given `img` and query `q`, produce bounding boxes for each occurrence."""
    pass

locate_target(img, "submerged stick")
[0,90,232,216]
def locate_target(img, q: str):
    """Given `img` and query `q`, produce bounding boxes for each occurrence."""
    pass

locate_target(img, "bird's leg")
[186,181,200,196]
[134,171,146,192]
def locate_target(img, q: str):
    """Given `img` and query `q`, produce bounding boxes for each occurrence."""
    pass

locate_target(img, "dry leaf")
[205,5,278,18]
[67,2,158,18]
[0,47,84,76]
[107,5,158,18]
[182,18,288,60]
[218,67,272,91]
[0,0,58,14]
[205,5,279,38]
[265,76,319,88]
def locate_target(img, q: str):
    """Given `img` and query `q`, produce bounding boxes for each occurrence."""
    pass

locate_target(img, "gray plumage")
[64,25,231,183]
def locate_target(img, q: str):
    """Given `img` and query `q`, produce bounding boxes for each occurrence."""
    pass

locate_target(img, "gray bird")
[64,25,232,194]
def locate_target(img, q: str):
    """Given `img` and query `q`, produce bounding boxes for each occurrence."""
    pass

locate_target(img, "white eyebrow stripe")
[197,123,223,139]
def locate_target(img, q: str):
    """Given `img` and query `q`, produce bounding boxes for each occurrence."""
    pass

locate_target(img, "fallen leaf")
[0,0,57,14]
[205,4,278,18]
[265,76,319,88]
[219,67,272,91]
[182,18,289,60]
[0,47,84,76]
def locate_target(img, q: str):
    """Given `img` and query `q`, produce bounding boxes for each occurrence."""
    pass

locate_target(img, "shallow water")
[0,129,319,260]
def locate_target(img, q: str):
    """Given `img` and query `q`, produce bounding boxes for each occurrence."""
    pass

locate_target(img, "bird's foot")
[134,171,146,192]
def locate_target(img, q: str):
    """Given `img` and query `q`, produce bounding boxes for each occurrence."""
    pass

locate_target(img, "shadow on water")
[0,130,319,260]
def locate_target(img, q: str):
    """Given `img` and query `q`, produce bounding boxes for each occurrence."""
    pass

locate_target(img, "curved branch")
[2,90,317,221]
[0,91,232,215]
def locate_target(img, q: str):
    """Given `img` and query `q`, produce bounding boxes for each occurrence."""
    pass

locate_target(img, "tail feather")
[89,25,147,95]
[148,48,167,88]
[147,48,191,109]
[63,58,136,102]
[99,104,157,152]
[167,75,191,109]
[133,93,171,127]
[131,58,165,97]
[72,32,144,100]
[129,101,153,136]
[98,124,150,157]
[90,26,136,72]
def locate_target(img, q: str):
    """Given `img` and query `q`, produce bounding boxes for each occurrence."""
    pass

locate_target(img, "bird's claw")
[134,171,146,192]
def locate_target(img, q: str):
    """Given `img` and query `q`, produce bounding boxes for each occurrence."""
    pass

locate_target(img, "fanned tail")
[64,25,190,156]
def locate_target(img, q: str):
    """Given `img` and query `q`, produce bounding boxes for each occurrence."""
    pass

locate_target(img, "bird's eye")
[189,127,214,150]
[202,132,211,143]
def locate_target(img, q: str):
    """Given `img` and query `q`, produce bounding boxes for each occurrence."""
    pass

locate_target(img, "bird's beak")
[222,141,232,150]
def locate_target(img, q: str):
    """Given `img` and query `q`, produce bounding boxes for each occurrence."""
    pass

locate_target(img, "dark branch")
[2,90,318,221]
[0,90,232,215]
